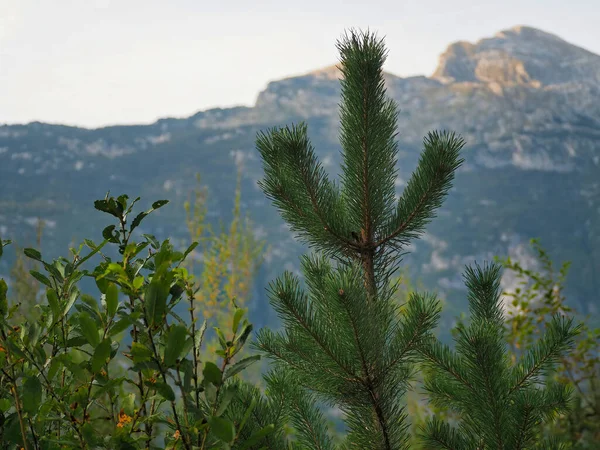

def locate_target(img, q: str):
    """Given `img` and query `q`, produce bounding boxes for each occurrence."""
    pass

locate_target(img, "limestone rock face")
[432,25,600,87]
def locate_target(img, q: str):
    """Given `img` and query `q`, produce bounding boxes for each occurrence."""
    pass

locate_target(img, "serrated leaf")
[151,200,169,209]
[223,355,260,381]
[164,325,188,367]
[91,338,112,373]
[130,211,148,233]
[105,282,118,316]
[208,416,235,443]
[102,225,119,243]
[94,199,120,218]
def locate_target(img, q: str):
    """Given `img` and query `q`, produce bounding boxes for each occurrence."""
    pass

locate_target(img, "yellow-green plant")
[183,170,268,384]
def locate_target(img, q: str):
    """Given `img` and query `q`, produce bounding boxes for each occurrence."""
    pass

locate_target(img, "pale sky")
[1,0,598,128]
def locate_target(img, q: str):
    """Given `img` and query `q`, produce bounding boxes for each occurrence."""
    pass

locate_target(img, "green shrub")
[0,194,287,450]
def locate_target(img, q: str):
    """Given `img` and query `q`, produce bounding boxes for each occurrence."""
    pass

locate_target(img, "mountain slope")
[1,25,599,340]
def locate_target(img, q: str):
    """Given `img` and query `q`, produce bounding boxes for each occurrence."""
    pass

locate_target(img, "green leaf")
[102,224,120,243]
[151,200,169,209]
[0,279,7,317]
[109,318,131,337]
[62,288,79,318]
[233,323,253,348]
[91,338,112,373]
[30,270,52,288]
[78,313,100,348]
[154,381,175,401]
[164,325,188,367]
[80,294,99,314]
[205,382,217,404]
[133,276,144,290]
[145,281,168,328]
[130,342,154,363]
[223,355,260,381]
[232,308,245,334]
[81,422,98,447]
[22,375,43,415]
[143,234,160,249]
[203,362,222,386]
[130,211,148,233]
[24,248,42,261]
[208,416,235,443]
[105,282,118,317]
[237,397,256,435]
[215,385,236,417]
[182,241,198,262]
[194,320,208,351]
[46,288,60,321]
[0,398,10,413]
[214,327,227,349]
[26,322,41,347]
[94,198,120,217]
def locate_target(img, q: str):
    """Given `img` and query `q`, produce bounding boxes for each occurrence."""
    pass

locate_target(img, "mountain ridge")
[1,24,599,339]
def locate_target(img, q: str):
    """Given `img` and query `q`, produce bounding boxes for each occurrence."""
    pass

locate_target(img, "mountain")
[1,25,599,341]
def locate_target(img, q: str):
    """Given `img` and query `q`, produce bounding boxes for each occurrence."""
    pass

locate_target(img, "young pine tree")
[251,28,582,449]
[253,28,464,449]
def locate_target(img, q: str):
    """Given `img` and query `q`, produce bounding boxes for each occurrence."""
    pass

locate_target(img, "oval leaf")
[154,381,175,401]
[91,338,112,373]
[105,282,118,317]
[78,313,100,348]
[145,281,168,328]
[203,362,222,386]
[22,375,43,415]
[208,416,235,443]
[164,325,188,367]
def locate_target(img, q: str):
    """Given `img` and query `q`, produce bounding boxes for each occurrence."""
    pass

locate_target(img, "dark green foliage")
[251,28,583,449]
[417,262,581,449]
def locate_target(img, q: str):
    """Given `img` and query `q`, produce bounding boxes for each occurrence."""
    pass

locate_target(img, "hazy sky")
[1,0,598,128]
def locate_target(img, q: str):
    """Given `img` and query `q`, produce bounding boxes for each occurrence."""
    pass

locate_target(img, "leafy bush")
[0,194,287,449]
